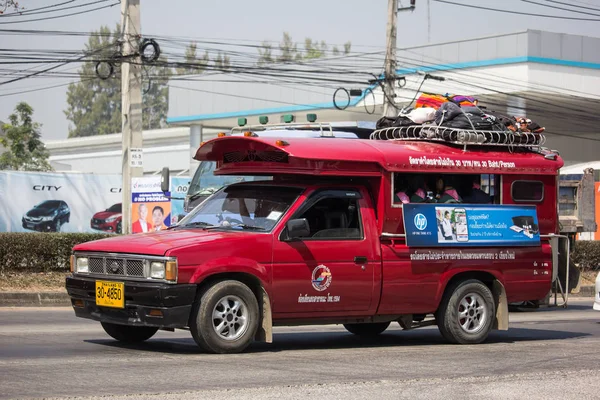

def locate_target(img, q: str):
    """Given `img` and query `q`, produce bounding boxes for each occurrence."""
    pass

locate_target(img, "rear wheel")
[436,279,495,344]
[101,322,158,343]
[344,322,390,337]
[190,280,259,354]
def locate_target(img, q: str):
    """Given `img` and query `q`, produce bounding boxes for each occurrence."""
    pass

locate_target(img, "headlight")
[150,261,165,279]
[42,216,54,221]
[105,216,117,222]
[76,257,89,273]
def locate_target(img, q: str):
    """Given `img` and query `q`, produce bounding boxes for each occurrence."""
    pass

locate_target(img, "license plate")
[92,224,99,229]
[95,281,124,309]
[26,223,33,229]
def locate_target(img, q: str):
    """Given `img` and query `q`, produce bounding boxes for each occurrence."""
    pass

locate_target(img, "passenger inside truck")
[392,173,499,205]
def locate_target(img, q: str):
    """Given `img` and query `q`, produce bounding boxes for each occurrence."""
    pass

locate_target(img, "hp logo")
[414,213,427,231]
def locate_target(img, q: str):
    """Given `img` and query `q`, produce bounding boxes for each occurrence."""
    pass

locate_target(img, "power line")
[543,0,600,12]
[0,0,114,18]
[431,0,600,21]
[0,0,75,17]
[521,0,600,16]
[0,1,120,25]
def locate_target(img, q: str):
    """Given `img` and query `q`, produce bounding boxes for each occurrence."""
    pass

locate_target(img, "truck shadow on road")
[84,326,591,355]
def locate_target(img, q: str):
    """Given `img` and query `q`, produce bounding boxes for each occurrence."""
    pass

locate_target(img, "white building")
[46,29,600,175]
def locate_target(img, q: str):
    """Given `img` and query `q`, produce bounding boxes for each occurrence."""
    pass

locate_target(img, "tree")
[0,102,52,172]
[257,32,352,65]
[176,42,209,75]
[213,52,231,71]
[64,25,172,137]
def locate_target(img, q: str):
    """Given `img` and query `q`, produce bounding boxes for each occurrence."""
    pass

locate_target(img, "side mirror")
[286,218,310,240]
[160,167,170,193]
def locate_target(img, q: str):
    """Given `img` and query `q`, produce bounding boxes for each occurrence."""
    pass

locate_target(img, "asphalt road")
[0,299,599,400]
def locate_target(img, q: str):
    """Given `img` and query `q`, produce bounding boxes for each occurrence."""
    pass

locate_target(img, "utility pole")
[120,0,143,235]
[383,0,416,118]
[383,0,399,118]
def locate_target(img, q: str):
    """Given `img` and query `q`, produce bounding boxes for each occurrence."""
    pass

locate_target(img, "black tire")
[436,279,495,344]
[343,322,390,337]
[101,322,158,343]
[116,221,122,234]
[190,280,259,354]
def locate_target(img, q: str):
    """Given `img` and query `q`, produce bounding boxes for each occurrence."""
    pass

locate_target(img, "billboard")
[131,176,171,233]
[403,203,540,247]
[0,171,189,234]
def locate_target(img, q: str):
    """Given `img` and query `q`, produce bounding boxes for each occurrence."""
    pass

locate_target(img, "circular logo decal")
[414,213,427,231]
[311,265,332,291]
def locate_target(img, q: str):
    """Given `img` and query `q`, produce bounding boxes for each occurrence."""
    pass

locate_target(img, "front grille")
[85,256,146,278]
[92,218,103,224]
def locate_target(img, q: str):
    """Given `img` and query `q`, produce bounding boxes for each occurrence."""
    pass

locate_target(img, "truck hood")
[73,228,258,256]
[26,208,55,218]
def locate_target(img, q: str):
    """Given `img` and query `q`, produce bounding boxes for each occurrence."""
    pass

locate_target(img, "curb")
[0,292,71,307]
[570,285,596,297]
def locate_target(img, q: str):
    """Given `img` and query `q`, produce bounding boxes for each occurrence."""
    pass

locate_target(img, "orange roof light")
[244,131,257,137]
[217,132,226,137]
[276,140,289,146]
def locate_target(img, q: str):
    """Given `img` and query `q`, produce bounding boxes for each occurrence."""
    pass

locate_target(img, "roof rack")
[370,125,547,151]
[231,122,336,137]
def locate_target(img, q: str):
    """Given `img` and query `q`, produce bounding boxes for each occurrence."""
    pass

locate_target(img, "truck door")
[271,188,379,315]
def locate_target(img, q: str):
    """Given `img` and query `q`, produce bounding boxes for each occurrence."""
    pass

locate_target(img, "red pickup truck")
[66,126,563,353]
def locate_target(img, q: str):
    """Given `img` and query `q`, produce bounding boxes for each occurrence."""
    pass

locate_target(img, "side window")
[512,180,544,202]
[294,194,363,240]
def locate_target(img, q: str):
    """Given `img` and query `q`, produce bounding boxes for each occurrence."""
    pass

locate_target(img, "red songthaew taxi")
[66,124,564,353]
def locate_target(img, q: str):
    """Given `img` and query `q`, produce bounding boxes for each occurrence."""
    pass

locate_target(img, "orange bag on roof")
[415,93,447,109]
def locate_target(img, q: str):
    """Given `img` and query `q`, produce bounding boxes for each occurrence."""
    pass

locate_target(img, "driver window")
[294,195,362,240]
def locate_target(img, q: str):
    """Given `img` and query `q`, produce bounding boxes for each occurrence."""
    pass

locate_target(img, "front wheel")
[101,322,158,343]
[344,322,390,336]
[436,279,495,344]
[190,280,259,354]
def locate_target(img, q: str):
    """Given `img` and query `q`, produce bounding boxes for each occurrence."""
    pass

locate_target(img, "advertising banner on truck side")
[403,203,540,247]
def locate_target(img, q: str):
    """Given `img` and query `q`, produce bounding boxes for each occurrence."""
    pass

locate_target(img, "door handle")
[354,256,368,264]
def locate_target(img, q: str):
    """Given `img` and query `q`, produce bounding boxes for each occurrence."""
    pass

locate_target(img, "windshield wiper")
[229,224,265,231]
[177,221,217,229]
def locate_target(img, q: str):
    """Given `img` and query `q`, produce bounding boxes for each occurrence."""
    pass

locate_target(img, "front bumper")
[90,220,118,232]
[22,219,54,231]
[66,276,197,328]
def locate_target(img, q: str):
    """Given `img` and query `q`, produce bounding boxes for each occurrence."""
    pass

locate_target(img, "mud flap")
[254,287,273,343]
[492,280,509,331]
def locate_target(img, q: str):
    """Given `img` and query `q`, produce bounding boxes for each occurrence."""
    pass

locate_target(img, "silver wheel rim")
[211,295,249,341]
[457,292,488,334]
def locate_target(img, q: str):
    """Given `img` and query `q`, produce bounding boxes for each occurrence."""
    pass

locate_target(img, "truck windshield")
[188,161,272,199]
[177,184,303,232]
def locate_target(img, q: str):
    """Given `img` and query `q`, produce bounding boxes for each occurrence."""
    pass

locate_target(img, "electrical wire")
[0,1,120,25]
[521,0,600,16]
[431,0,600,21]
[0,0,75,17]
[543,0,600,12]
[0,0,114,18]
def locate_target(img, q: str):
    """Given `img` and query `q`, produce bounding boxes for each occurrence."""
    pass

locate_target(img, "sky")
[1,0,600,141]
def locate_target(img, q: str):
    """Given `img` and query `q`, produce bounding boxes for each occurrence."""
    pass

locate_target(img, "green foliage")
[257,32,352,65]
[0,233,112,274]
[571,240,600,271]
[0,102,52,171]
[176,42,210,75]
[64,24,172,137]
